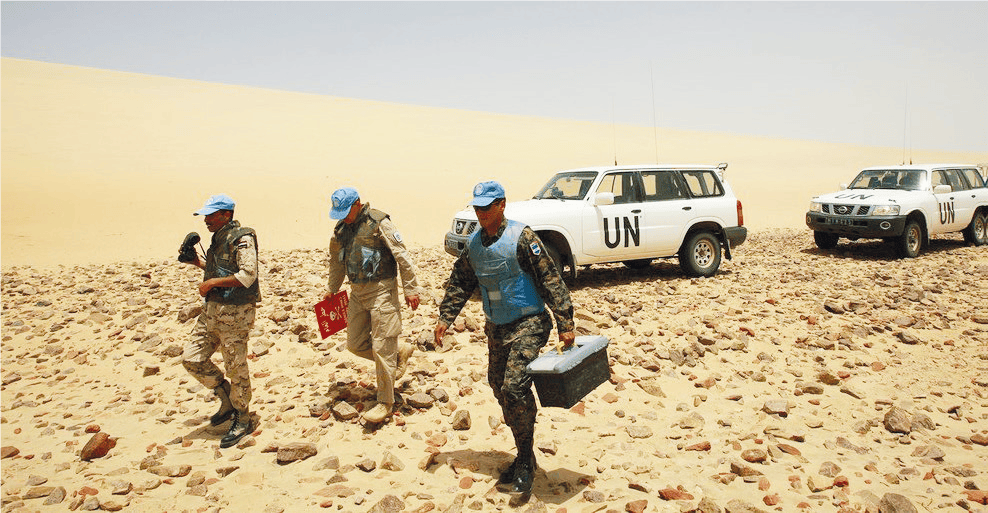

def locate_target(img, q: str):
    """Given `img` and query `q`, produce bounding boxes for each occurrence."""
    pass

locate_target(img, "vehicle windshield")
[534,171,598,200]
[849,169,925,191]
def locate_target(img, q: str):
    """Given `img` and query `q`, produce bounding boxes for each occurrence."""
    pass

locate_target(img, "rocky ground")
[2,228,987,513]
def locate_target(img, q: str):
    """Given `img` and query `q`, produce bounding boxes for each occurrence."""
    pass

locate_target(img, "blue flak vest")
[467,220,545,325]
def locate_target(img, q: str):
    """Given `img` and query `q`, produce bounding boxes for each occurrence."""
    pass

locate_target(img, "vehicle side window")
[945,169,967,191]
[959,168,985,189]
[596,172,641,204]
[932,170,949,190]
[680,171,724,198]
[641,171,686,201]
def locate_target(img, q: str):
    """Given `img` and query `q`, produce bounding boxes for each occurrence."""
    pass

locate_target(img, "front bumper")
[805,213,907,238]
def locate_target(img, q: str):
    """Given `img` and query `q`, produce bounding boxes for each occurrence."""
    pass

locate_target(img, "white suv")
[444,164,747,278]
[806,163,988,257]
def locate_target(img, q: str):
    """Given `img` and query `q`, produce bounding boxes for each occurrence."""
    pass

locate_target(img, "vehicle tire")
[813,231,839,250]
[962,209,988,246]
[897,220,923,258]
[544,243,564,276]
[622,258,652,270]
[679,232,721,277]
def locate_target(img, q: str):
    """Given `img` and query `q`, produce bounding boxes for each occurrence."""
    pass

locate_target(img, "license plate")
[832,218,854,226]
[445,239,459,250]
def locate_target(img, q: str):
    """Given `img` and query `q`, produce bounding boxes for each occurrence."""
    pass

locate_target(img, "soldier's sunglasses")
[474,199,503,212]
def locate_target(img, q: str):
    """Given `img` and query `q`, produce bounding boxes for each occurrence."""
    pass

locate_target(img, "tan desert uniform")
[327,204,421,406]
[182,227,258,413]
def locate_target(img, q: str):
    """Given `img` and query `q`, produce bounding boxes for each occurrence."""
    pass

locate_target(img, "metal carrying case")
[526,335,610,408]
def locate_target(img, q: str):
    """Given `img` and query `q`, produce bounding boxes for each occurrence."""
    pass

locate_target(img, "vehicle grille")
[822,204,870,216]
[454,220,478,236]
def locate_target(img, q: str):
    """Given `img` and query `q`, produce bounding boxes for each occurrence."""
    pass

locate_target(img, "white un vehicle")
[444,164,748,278]
[806,163,988,257]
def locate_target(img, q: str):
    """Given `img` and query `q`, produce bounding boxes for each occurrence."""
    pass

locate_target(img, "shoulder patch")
[530,242,541,256]
[393,231,403,244]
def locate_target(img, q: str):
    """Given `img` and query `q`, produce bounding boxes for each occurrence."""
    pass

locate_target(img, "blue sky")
[3,1,986,151]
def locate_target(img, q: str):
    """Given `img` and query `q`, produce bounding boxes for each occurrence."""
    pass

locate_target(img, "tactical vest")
[335,206,398,284]
[467,220,545,325]
[204,220,261,305]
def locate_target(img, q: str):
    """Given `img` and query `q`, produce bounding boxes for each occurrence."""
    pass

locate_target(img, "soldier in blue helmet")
[434,181,575,494]
[181,193,259,449]
[325,187,423,424]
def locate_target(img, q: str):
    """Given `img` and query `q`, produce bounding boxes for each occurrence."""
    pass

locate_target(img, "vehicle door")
[931,169,969,232]
[956,167,987,220]
[582,171,648,259]
[637,169,695,255]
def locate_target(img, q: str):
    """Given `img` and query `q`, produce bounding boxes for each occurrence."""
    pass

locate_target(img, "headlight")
[872,205,900,216]
[808,201,822,213]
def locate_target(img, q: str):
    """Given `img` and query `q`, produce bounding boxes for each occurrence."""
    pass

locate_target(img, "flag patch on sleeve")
[393,232,403,243]
[530,242,541,256]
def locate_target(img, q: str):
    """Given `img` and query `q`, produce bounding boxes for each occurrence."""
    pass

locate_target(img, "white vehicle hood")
[812,189,921,206]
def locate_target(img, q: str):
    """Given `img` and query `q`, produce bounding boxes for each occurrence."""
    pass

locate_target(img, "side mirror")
[839,183,848,190]
[594,192,615,206]
[933,185,952,194]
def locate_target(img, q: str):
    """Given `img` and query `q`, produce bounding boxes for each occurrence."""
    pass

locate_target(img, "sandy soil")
[2,58,987,512]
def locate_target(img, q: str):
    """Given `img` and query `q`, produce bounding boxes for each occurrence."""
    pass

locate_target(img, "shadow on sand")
[426,448,591,506]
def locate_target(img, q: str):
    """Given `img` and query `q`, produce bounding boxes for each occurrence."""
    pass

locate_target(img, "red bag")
[314,291,349,339]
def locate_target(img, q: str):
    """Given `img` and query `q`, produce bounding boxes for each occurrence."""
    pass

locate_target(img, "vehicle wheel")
[622,258,652,270]
[679,232,721,277]
[813,231,839,250]
[544,243,564,276]
[897,220,923,258]
[962,210,988,246]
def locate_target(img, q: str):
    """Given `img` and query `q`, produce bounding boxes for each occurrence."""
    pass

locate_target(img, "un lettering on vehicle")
[939,201,955,225]
[834,193,874,200]
[603,216,640,249]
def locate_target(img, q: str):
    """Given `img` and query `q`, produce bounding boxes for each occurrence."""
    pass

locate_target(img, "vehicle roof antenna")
[650,61,659,164]
[612,97,618,166]
[902,82,911,165]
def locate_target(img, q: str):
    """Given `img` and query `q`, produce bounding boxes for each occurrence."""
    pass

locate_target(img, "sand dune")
[3,57,985,268]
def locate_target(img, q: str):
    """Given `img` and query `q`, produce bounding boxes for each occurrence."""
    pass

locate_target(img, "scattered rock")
[80,432,116,461]
[276,442,318,464]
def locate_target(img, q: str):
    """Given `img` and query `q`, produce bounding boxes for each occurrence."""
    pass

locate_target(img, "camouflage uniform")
[438,218,574,461]
[328,203,421,406]
[182,221,259,414]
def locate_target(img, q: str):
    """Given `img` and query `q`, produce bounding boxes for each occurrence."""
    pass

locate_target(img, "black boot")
[511,453,536,494]
[219,410,251,448]
[498,457,519,484]
[210,381,235,426]
[499,454,537,485]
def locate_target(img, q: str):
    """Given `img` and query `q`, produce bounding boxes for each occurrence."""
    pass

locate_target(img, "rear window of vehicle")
[641,171,688,201]
[933,169,967,191]
[959,168,986,189]
[680,170,724,197]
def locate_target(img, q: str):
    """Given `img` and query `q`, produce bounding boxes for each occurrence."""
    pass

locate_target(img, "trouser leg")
[487,313,551,458]
[217,308,254,413]
[182,312,224,389]
[348,281,402,405]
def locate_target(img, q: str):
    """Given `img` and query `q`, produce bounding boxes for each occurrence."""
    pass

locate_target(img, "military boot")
[511,453,537,494]
[219,410,251,448]
[361,402,392,424]
[210,381,235,426]
[498,454,537,485]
